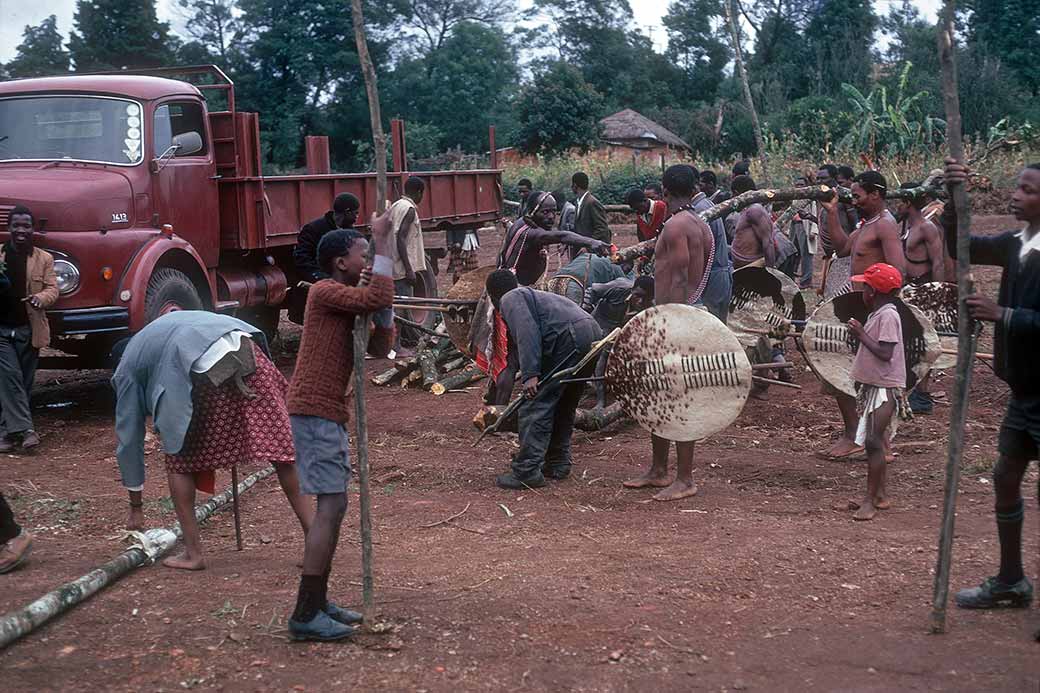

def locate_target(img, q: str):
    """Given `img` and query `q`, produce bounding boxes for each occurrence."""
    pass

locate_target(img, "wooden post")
[230,465,243,551]
[930,0,980,635]
[350,0,384,617]
[724,0,767,182]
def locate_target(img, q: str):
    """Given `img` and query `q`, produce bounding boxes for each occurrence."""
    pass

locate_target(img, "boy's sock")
[291,574,325,623]
[995,499,1025,584]
[320,568,331,608]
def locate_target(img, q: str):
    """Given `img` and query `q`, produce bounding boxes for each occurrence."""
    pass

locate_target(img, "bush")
[504,153,676,205]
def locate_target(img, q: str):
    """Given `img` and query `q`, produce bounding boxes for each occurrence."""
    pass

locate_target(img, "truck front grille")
[0,206,12,228]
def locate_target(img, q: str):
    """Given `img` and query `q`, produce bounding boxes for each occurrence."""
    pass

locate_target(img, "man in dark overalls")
[485,270,602,489]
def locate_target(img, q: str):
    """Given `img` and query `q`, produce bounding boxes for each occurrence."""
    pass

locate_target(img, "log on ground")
[431,365,487,395]
[574,402,627,431]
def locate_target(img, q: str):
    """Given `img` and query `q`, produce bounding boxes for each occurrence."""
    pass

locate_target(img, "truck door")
[151,99,220,267]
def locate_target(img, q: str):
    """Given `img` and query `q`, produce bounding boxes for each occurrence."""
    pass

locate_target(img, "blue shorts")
[290,415,351,495]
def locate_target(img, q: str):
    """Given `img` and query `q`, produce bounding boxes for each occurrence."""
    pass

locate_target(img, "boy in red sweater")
[285,210,395,641]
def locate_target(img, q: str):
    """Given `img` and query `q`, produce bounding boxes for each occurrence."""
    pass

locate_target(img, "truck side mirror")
[150,131,204,173]
[172,131,204,156]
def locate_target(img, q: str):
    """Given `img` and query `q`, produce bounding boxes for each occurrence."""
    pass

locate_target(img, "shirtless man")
[624,164,712,501]
[896,182,947,415]
[728,175,776,269]
[818,170,907,459]
[896,182,946,285]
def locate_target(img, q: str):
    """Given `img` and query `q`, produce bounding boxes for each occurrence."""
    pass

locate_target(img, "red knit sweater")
[287,275,395,423]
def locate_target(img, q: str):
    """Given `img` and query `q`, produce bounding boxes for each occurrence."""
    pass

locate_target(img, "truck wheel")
[144,268,203,324]
[407,268,439,329]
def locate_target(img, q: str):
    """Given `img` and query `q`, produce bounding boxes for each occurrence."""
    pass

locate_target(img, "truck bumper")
[48,307,130,335]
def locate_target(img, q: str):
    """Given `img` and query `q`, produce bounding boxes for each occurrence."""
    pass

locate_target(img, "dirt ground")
[1,216,1038,692]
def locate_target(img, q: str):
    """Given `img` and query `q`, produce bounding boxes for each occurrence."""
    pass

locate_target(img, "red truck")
[0,65,503,367]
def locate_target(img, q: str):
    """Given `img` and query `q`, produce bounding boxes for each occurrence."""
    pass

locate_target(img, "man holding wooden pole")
[941,159,1040,613]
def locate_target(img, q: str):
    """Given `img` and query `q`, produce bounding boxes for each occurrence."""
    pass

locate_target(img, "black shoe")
[908,389,934,415]
[288,610,357,641]
[20,431,40,450]
[0,436,14,453]
[955,575,1033,609]
[324,602,364,625]
[495,472,546,490]
[542,463,571,480]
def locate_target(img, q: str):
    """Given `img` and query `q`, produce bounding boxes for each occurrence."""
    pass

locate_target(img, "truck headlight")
[53,259,81,295]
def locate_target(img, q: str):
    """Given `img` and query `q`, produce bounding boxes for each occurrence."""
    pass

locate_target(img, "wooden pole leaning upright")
[351,0,386,619]
[930,0,980,634]
[724,0,768,181]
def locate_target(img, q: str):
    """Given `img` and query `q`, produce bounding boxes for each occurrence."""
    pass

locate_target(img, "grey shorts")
[290,415,351,495]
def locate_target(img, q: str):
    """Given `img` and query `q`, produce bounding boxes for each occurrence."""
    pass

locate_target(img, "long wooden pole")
[350,0,384,617]
[724,0,767,181]
[930,0,980,635]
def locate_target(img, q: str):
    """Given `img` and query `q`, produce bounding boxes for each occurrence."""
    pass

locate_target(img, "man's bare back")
[654,209,711,305]
[730,203,775,268]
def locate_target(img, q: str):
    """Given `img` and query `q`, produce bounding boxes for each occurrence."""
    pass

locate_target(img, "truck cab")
[0,66,503,368]
[0,74,220,365]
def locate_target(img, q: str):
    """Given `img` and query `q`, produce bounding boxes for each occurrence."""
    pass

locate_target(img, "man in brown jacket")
[571,172,611,255]
[0,205,58,452]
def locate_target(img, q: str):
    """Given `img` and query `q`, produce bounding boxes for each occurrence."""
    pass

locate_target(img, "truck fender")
[117,234,215,332]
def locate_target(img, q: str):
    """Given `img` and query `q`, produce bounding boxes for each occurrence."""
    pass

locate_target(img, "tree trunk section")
[574,403,627,432]
[431,365,487,395]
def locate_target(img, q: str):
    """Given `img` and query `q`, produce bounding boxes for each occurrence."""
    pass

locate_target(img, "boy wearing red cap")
[846,263,906,521]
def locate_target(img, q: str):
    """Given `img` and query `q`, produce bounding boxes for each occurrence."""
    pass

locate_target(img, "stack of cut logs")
[371,329,486,395]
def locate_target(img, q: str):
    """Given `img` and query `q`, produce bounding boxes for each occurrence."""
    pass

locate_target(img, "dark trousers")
[393,279,420,348]
[512,321,601,479]
[0,492,20,544]
[0,325,37,438]
[791,222,814,289]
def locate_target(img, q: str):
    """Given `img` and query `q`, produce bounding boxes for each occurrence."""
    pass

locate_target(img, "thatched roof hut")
[598,109,691,152]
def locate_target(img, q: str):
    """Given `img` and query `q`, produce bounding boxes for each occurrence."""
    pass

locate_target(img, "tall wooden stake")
[350,0,385,617]
[930,0,979,634]
[724,0,767,181]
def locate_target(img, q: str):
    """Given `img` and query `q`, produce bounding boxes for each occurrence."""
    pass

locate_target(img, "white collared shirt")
[576,191,589,218]
[1018,226,1040,262]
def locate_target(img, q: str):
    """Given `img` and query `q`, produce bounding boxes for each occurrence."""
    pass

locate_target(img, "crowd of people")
[1,156,1037,643]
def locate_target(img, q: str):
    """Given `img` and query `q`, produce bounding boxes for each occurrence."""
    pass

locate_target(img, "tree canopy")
[1,0,1036,170]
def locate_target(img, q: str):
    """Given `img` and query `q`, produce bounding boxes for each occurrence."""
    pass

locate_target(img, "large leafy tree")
[664,0,729,104]
[515,61,604,157]
[231,0,387,169]
[380,0,513,60]
[804,0,877,98]
[964,0,1040,96]
[6,15,71,79]
[176,0,240,64]
[386,22,518,153]
[746,11,814,110]
[68,0,177,71]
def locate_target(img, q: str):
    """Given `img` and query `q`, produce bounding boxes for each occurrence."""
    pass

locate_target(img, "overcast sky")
[0,0,942,64]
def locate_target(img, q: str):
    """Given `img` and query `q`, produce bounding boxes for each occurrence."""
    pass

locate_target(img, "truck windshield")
[0,96,144,165]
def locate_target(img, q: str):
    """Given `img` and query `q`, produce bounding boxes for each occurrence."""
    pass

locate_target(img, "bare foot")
[884,454,896,464]
[853,500,877,521]
[653,480,699,502]
[162,552,206,570]
[126,508,145,532]
[818,438,863,460]
[623,471,671,489]
[874,498,891,510]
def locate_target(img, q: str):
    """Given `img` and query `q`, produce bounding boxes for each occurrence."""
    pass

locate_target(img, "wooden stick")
[752,375,801,389]
[940,348,992,361]
[351,0,382,618]
[573,402,627,431]
[931,1,980,635]
[420,502,471,529]
[230,465,243,551]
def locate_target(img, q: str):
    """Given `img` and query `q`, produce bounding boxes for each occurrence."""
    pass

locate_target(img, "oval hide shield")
[803,291,941,398]
[607,304,751,442]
